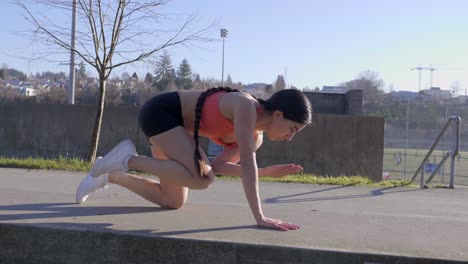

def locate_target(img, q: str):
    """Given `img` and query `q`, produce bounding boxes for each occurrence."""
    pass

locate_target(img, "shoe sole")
[77,157,103,203]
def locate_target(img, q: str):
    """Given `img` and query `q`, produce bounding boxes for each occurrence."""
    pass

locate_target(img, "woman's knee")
[161,197,186,209]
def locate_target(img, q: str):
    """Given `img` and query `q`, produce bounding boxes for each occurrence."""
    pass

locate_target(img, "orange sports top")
[199,91,260,148]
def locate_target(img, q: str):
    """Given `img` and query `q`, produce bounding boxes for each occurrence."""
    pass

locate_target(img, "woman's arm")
[232,98,263,222]
[210,132,261,177]
[231,95,299,231]
[211,133,303,178]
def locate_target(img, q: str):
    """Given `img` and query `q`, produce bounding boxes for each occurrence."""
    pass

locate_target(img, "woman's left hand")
[261,164,303,178]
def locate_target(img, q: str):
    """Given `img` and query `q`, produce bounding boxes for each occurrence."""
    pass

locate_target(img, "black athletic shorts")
[138,91,184,138]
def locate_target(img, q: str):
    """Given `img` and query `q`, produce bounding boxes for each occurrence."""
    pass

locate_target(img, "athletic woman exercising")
[76,87,312,231]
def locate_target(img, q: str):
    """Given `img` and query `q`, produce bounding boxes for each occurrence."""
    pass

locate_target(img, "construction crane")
[411,64,460,91]
[410,64,439,91]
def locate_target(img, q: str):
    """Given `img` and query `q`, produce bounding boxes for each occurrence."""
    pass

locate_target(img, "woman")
[76,87,312,231]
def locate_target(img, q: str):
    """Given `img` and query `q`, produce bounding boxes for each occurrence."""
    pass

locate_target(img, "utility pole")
[220,28,228,86]
[68,0,77,104]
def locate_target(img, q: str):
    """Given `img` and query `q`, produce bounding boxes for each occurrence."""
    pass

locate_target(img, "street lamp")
[220,28,228,86]
[68,0,77,104]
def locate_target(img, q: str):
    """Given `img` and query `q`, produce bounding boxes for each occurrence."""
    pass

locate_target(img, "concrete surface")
[1,168,468,264]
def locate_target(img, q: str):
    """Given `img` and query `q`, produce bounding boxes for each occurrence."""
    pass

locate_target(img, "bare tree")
[14,0,217,162]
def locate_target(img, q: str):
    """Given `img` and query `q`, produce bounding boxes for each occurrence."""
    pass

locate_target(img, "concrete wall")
[0,103,150,158]
[0,103,383,180]
[257,114,384,181]
[1,224,456,264]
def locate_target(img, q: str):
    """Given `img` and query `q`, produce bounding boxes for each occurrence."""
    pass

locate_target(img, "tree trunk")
[87,72,107,163]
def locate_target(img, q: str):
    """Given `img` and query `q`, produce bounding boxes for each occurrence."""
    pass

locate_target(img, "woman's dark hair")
[257,89,312,125]
[193,87,312,177]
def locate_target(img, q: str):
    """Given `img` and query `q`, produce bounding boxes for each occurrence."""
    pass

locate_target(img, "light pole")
[68,0,77,104]
[220,28,228,86]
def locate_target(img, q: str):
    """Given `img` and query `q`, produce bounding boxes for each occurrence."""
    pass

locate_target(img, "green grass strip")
[0,157,418,187]
[0,156,91,171]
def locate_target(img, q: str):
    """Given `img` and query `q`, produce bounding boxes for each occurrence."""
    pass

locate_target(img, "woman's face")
[265,111,306,141]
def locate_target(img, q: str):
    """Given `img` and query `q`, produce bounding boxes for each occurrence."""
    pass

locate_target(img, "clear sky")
[1,0,467,93]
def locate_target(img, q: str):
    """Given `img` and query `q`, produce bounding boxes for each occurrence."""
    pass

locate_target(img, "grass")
[219,175,417,188]
[0,156,91,172]
[383,147,468,185]
[0,156,420,188]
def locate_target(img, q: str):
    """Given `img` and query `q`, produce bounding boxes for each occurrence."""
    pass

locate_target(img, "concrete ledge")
[2,168,468,264]
[1,223,463,264]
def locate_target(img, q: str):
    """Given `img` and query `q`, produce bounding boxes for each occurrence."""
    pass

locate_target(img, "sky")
[0,0,467,93]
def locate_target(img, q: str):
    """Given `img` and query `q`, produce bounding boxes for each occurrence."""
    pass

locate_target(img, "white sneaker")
[76,157,109,204]
[89,139,137,178]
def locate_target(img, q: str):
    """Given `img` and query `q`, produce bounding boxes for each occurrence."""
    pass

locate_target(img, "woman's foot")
[76,157,109,204]
[75,173,109,204]
[89,139,137,178]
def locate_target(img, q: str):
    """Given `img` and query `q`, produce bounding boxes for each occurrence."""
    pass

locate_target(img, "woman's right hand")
[261,164,303,178]
[256,216,300,231]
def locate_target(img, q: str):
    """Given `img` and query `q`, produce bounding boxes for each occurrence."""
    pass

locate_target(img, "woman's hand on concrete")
[256,216,300,231]
[261,164,303,178]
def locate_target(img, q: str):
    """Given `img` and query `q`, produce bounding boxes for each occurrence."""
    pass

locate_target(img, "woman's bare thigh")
[151,145,188,207]
[149,126,215,184]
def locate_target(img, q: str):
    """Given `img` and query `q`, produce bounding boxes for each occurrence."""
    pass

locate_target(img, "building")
[321,85,347,94]
[420,87,452,101]
[2,80,37,96]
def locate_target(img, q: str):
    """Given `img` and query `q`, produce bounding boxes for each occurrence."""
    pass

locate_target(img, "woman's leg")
[127,126,215,190]
[108,147,188,209]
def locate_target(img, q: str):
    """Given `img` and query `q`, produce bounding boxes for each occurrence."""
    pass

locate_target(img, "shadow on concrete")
[264,185,423,203]
[3,221,259,238]
[2,221,160,237]
[0,202,164,221]
[152,225,259,236]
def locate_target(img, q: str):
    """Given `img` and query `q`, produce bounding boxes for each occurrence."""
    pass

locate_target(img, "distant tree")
[176,58,193,90]
[231,81,244,91]
[37,83,67,104]
[346,70,385,104]
[165,80,178,93]
[121,86,137,106]
[193,73,202,90]
[225,74,233,86]
[132,72,139,81]
[121,72,131,80]
[273,75,286,91]
[0,65,8,80]
[153,51,176,91]
[144,73,153,85]
[77,61,87,79]
[0,67,27,81]
[357,70,385,90]
[105,81,122,106]
[202,77,221,89]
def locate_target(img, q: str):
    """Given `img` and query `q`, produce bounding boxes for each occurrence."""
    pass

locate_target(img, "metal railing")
[410,116,461,188]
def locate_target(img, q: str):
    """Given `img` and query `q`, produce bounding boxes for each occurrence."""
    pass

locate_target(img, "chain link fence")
[382,102,468,186]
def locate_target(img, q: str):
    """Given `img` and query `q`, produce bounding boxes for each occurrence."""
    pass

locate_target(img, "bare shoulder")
[219,91,258,119]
